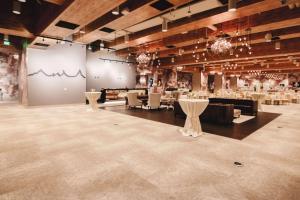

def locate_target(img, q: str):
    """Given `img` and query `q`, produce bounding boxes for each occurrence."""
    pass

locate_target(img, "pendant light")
[228,0,237,12]
[162,18,168,32]
[124,32,129,44]
[112,6,120,15]
[275,41,281,50]
[12,0,21,15]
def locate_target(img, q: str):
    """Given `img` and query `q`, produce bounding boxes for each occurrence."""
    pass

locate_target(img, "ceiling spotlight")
[112,6,120,15]
[162,18,168,32]
[178,48,184,56]
[265,33,272,42]
[187,5,192,17]
[121,7,130,15]
[3,35,10,46]
[12,0,21,15]
[100,40,105,47]
[18,0,26,2]
[124,32,129,44]
[88,45,92,50]
[275,41,281,50]
[228,0,237,12]
[4,34,9,41]
[288,3,295,9]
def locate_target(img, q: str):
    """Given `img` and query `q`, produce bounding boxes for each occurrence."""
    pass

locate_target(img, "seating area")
[209,98,258,116]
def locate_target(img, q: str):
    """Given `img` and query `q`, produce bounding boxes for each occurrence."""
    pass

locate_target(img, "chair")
[148,93,161,109]
[127,92,142,108]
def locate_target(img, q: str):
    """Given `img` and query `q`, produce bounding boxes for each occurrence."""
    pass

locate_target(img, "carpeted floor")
[0,104,299,200]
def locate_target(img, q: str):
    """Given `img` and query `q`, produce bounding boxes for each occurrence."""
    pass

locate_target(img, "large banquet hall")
[0,0,300,199]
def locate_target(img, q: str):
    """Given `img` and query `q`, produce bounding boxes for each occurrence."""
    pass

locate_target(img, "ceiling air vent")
[34,43,50,47]
[55,20,79,30]
[150,0,174,11]
[166,44,176,49]
[99,27,115,33]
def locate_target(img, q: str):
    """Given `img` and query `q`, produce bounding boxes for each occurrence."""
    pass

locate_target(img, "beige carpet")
[0,104,300,200]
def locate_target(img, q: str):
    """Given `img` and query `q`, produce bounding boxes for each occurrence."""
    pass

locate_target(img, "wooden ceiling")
[1,0,300,75]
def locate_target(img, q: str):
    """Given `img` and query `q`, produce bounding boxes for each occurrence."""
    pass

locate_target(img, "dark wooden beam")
[159,38,300,67]
[109,0,282,49]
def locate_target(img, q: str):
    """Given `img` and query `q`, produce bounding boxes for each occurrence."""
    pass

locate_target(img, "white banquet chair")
[127,92,142,109]
[148,93,161,110]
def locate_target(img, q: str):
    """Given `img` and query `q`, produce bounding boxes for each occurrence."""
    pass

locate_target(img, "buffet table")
[178,99,209,137]
[85,92,101,110]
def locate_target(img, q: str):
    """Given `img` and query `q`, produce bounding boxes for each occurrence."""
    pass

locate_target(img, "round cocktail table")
[178,99,209,137]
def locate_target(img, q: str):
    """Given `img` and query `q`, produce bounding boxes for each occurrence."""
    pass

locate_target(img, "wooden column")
[192,72,201,91]
[214,74,223,92]
[230,76,238,91]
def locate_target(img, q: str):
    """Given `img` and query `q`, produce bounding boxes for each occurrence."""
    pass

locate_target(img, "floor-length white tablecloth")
[251,93,265,111]
[179,99,209,137]
[85,92,101,110]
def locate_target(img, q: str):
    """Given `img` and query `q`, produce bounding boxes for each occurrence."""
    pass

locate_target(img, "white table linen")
[179,99,209,137]
[85,92,101,110]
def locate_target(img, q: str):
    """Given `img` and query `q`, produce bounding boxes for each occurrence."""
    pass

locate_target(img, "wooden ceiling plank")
[109,0,283,49]
[76,0,191,44]
[159,37,300,67]
[43,0,66,5]
[116,6,300,56]
[42,0,126,39]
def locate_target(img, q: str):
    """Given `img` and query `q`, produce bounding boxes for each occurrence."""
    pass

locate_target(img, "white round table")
[85,92,101,110]
[178,99,209,137]
[251,93,265,111]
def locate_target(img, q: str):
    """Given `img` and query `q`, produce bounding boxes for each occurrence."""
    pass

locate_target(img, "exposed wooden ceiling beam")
[159,37,300,67]
[43,0,65,5]
[41,0,126,39]
[109,0,283,49]
[115,6,300,56]
[157,26,300,58]
[0,27,33,38]
[75,0,191,44]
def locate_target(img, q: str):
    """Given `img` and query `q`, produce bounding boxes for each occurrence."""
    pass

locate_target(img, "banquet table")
[85,92,101,110]
[161,96,176,109]
[178,99,209,137]
[251,93,265,111]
